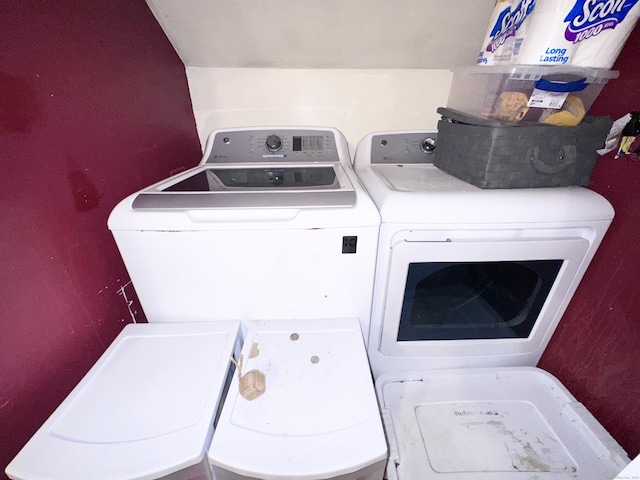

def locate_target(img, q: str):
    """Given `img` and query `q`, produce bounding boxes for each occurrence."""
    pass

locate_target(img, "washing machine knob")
[420,137,437,154]
[269,171,284,186]
[265,135,283,152]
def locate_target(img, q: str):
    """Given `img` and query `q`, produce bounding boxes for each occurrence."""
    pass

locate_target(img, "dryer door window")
[397,260,563,341]
[379,235,590,359]
[163,167,339,191]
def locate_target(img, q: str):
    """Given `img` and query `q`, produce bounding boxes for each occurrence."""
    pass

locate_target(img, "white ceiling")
[146,0,495,69]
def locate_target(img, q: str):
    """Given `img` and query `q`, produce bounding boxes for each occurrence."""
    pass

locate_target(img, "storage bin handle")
[529,145,577,174]
[535,77,588,93]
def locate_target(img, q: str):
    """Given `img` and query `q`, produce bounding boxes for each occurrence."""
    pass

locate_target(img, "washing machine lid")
[132,127,357,210]
[378,367,629,480]
[208,318,387,480]
[131,164,356,210]
[6,321,240,480]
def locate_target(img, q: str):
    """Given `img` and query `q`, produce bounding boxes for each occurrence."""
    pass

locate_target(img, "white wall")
[146,0,494,69]
[186,67,453,150]
[146,0,496,148]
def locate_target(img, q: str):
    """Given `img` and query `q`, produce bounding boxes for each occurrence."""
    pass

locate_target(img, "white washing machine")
[6,127,387,480]
[108,127,380,340]
[5,322,240,480]
[353,131,630,479]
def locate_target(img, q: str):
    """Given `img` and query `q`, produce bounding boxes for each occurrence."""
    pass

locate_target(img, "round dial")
[420,137,437,154]
[265,134,283,152]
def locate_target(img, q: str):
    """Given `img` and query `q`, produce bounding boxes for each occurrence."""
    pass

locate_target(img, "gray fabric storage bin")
[434,108,612,189]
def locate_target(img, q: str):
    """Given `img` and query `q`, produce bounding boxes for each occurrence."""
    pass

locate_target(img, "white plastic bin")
[447,65,619,126]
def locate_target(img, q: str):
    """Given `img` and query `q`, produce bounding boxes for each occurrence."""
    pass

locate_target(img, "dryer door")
[379,233,590,365]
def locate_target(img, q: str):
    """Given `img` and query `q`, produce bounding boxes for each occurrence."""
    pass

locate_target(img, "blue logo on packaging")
[564,0,640,42]
[486,0,536,52]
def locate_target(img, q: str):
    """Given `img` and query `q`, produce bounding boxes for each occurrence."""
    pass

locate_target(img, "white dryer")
[108,127,380,340]
[354,130,616,375]
[353,131,630,479]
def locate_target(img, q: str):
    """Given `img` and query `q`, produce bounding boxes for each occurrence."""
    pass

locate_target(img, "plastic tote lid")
[6,321,240,480]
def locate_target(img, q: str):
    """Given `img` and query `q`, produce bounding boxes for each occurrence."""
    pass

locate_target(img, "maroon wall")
[0,1,202,476]
[1,1,639,477]
[539,25,640,459]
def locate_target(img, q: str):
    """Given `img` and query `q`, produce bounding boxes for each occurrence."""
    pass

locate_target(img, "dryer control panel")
[206,129,340,164]
[371,131,438,164]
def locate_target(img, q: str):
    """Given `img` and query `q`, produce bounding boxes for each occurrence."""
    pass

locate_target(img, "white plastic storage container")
[447,65,618,126]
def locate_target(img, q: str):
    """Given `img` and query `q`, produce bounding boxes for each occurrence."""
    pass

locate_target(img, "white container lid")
[453,65,620,83]
[209,318,387,479]
[6,321,240,480]
[378,367,629,480]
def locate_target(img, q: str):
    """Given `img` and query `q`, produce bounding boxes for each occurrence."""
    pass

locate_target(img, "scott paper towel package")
[515,0,640,67]
[478,0,639,67]
[477,0,536,65]
[515,0,579,65]
[572,0,640,67]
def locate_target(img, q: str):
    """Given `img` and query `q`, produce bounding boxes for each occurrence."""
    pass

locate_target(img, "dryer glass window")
[397,260,564,341]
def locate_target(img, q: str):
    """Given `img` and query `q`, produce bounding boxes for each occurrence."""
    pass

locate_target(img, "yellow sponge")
[540,95,586,127]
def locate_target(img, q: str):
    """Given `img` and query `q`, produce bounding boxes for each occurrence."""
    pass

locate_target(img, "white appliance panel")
[378,368,629,480]
[112,227,378,334]
[209,318,387,480]
[5,322,240,480]
[353,131,615,377]
[379,234,590,362]
[109,127,381,340]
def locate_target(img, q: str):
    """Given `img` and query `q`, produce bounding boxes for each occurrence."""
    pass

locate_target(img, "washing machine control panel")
[371,132,438,164]
[206,129,340,163]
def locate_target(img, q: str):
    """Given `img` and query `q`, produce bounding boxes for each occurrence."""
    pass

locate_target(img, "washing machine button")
[265,134,283,152]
